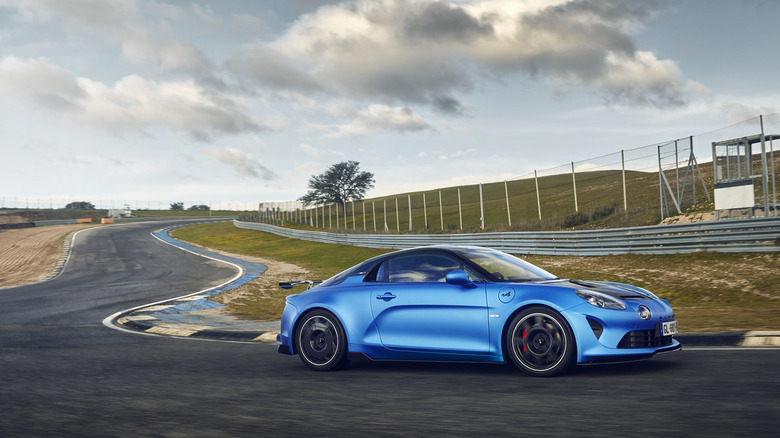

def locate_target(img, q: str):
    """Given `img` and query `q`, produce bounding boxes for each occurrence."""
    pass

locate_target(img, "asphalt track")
[1,219,779,437]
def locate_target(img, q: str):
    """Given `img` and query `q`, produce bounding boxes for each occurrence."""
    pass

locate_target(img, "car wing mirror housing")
[446,270,478,289]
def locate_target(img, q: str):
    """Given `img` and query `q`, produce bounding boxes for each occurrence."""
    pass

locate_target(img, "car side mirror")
[446,270,478,289]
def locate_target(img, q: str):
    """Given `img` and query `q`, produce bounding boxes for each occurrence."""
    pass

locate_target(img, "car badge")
[498,287,515,303]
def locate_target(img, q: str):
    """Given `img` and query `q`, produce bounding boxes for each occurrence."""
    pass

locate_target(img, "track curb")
[106,223,279,343]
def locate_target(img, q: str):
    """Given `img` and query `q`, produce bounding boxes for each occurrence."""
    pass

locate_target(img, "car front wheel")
[295,309,348,371]
[506,307,575,377]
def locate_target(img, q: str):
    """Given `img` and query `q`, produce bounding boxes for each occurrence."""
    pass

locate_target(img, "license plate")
[661,320,678,336]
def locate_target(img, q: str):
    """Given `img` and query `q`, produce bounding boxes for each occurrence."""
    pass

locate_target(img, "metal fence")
[257,113,779,232]
[234,217,780,256]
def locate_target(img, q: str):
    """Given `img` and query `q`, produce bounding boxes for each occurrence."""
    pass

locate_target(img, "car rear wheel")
[295,310,347,371]
[506,307,575,377]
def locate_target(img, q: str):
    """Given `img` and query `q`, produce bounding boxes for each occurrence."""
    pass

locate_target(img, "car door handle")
[376,292,396,302]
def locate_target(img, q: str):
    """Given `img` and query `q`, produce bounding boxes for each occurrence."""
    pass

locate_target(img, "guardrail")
[233,217,780,255]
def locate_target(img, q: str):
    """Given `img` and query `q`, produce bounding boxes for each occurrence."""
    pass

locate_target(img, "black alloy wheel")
[295,310,348,371]
[506,306,575,377]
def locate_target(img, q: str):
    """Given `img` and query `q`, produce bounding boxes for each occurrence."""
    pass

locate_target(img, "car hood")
[538,279,656,300]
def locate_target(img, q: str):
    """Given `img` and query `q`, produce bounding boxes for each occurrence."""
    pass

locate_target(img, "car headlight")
[575,290,626,310]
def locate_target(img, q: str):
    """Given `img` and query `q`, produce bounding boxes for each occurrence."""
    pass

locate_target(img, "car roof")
[353,245,492,272]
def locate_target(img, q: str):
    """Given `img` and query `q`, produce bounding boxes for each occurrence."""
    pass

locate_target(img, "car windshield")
[455,247,557,282]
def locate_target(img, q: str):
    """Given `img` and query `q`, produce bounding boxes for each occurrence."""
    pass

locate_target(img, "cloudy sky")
[1,0,778,209]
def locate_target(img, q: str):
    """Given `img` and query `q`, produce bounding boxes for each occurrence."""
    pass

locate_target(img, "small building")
[712,134,778,218]
[108,205,132,218]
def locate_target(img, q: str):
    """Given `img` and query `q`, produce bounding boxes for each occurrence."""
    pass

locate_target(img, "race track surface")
[1,220,779,437]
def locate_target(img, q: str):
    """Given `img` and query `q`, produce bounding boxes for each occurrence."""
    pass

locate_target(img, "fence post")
[770,135,777,216]
[372,201,377,232]
[423,193,428,229]
[363,202,366,231]
[571,162,578,213]
[658,145,665,220]
[408,194,412,231]
[534,171,542,221]
[675,140,680,199]
[504,181,511,227]
[352,201,356,230]
[457,187,463,230]
[690,136,696,204]
[622,150,628,216]
[395,198,400,232]
[760,115,770,217]
[383,199,388,232]
[479,183,485,230]
[439,191,444,231]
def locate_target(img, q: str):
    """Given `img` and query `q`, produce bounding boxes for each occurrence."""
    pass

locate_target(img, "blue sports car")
[277,245,680,376]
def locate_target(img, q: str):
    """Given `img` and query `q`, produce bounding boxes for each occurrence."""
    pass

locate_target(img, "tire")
[295,309,348,371]
[506,306,575,377]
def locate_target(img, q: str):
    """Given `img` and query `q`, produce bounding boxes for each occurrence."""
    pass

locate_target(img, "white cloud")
[225,44,322,92]
[4,0,214,75]
[38,0,140,32]
[299,143,319,156]
[76,74,266,140]
[438,148,476,160]
[0,56,85,109]
[122,32,212,73]
[204,146,278,180]
[0,56,266,140]
[321,104,432,137]
[720,102,778,124]
[228,0,705,113]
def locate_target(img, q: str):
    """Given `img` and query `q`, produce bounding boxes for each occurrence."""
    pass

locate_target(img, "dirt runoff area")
[0,224,96,289]
[174,242,309,321]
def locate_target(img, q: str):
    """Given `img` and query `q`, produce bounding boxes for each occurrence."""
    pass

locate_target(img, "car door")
[369,253,489,354]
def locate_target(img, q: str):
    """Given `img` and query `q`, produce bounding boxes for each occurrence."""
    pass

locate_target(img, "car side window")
[378,254,463,283]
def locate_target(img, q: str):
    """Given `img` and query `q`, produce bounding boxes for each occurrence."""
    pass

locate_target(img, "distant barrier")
[233,217,780,256]
[0,222,35,230]
[8,216,235,228]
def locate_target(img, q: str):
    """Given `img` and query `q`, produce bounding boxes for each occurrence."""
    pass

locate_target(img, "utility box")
[713,180,754,210]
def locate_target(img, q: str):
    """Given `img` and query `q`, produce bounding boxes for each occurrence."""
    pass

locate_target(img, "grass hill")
[248,152,777,233]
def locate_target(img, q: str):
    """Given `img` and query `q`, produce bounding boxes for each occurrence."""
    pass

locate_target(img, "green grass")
[172,221,389,274]
[173,221,780,333]
[171,222,392,319]
[250,153,779,233]
[247,170,693,233]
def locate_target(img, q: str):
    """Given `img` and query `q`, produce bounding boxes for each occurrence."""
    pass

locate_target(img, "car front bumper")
[565,301,682,363]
